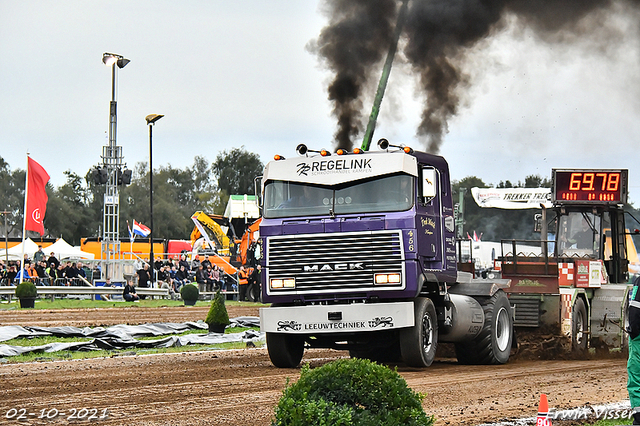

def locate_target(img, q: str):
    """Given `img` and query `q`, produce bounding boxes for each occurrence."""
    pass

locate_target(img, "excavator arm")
[190,212,232,255]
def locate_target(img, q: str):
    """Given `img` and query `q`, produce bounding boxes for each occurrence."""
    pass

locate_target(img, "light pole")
[101,52,129,281]
[146,114,163,285]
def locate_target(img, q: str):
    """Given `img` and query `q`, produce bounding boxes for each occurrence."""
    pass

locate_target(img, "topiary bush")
[205,289,231,327]
[272,358,434,426]
[15,281,37,298]
[180,283,199,301]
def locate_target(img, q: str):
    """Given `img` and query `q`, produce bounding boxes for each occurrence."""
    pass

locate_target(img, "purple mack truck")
[258,139,514,368]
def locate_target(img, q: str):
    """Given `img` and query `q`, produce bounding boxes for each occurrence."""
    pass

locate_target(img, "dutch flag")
[132,220,151,237]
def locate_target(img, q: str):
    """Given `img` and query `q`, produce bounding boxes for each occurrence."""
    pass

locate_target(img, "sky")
[2,1,640,204]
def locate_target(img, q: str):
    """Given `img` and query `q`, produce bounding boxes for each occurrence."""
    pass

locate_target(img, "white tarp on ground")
[46,238,94,260]
[0,238,40,261]
[0,317,263,357]
[471,187,552,209]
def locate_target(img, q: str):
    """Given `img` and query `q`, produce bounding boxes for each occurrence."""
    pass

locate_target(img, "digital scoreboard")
[552,169,628,204]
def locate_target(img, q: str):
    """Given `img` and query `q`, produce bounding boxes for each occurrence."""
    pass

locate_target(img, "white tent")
[46,238,95,260]
[0,238,40,261]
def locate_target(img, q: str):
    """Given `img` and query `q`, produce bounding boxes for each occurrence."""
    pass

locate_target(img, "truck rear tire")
[572,297,588,352]
[399,297,438,367]
[455,290,513,365]
[266,333,304,368]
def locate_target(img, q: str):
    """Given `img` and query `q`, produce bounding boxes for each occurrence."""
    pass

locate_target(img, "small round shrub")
[205,289,230,326]
[272,358,434,426]
[15,281,37,298]
[180,283,199,301]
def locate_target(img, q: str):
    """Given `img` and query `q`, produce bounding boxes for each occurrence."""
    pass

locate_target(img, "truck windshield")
[263,174,414,218]
[557,211,602,259]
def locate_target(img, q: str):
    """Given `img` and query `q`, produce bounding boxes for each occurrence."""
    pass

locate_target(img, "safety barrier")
[199,291,239,301]
[0,285,168,302]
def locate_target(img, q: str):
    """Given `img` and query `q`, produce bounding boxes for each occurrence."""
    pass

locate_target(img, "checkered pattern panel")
[561,293,573,320]
[558,262,575,286]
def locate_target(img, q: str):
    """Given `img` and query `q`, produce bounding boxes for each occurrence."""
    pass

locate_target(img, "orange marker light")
[336,149,346,155]
[320,149,330,157]
[353,148,362,154]
[274,154,285,161]
[403,146,413,154]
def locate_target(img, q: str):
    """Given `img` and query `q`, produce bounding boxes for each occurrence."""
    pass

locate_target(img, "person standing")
[47,252,60,270]
[195,264,206,292]
[33,245,45,264]
[237,266,249,302]
[136,263,151,299]
[248,264,262,303]
[47,263,57,285]
[627,275,640,425]
[201,255,212,271]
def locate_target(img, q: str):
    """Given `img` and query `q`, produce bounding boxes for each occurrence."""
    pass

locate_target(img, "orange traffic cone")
[536,394,552,426]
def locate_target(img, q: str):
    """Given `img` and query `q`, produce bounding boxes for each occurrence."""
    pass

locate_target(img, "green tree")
[0,157,24,237]
[118,156,221,240]
[44,171,93,244]
[212,146,263,209]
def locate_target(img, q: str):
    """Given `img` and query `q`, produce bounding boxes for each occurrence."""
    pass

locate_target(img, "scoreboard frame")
[552,169,628,204]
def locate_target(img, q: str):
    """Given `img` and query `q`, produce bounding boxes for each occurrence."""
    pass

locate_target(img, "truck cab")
[259,141,513,368]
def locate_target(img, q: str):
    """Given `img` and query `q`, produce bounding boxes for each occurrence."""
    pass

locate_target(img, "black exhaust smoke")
[310,0,398,150]
[313,0,640,152]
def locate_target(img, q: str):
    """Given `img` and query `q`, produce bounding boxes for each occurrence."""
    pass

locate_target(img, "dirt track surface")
[0,305,261,328]
[0,306,630,425]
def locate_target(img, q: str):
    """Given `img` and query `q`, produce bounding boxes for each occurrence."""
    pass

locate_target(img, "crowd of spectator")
[0,245,92,286]
[134,253,258,299]
[0,245,263,303]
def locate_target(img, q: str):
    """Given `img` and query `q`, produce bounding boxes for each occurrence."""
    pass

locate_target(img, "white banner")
[471,187,552,209]
[263,151,417,185]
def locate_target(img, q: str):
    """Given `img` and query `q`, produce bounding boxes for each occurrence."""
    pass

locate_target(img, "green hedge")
[272,358,434,426]
[15,281,37,298]
[180,283,199,301]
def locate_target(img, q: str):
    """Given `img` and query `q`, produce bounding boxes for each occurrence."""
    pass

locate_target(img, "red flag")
[25,157,50,236]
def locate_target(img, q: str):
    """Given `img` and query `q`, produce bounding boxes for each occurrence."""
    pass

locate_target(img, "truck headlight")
[270,278,295,289]
[374,273,401,285]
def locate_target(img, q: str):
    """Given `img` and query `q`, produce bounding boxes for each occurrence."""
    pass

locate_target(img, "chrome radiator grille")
[266,230,404,292]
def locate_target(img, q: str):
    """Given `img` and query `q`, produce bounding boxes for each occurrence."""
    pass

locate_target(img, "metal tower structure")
[100,52,130,280]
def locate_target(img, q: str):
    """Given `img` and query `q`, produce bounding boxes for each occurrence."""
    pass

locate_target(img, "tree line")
[0,147,263,245]
[1,151,638,246]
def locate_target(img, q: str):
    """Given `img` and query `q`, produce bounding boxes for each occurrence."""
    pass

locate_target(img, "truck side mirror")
[533,213,542,233]
[254,176,263,209]
[421,168,437,201]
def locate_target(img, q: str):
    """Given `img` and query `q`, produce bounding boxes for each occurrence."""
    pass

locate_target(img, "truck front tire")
[455,290,513,365]
[266,333,304,368]
[399,297,438,367]
[572,297,588,352]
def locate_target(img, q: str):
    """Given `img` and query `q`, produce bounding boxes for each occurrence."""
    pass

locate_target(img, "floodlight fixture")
[102,52,130,69]
[145,114,164,125]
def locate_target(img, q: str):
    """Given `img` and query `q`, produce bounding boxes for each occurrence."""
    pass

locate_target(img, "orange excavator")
[239,217,261,266]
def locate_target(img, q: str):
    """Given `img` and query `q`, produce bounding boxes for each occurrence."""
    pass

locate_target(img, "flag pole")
[19,154,30,285]
[129,220,134,257]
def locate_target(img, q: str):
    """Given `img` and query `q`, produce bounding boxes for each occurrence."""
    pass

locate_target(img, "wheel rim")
[575,310,585,345]
[495,306,510,352]
[421,312,434,354]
